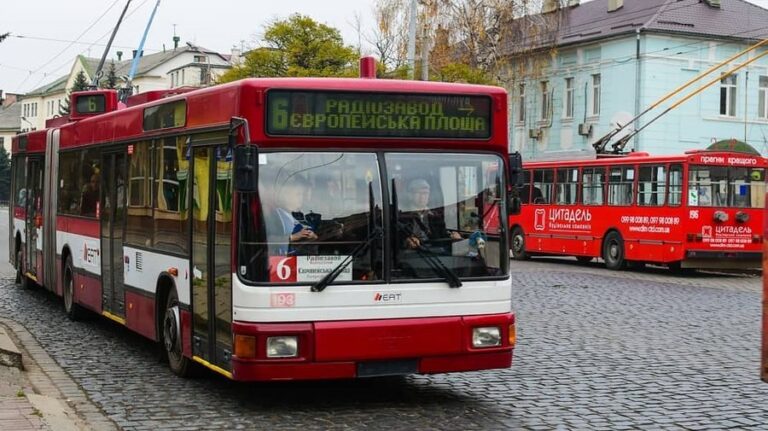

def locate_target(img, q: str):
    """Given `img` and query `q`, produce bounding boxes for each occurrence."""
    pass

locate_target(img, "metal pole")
[745,70,749,144]
[91,0,132,88]
[124,0,161,99]
[407,0,417,80]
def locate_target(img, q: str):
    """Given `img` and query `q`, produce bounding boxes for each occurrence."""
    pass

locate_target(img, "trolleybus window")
[238,152,384,284]
[556,168,578,205]
[729,167,766,208]
[126,141,153,247]
[582,167,605,205]
[532,169,554,204]
[669,164,683,206]
[388,153,505,280]
[608,166,634,206]
[638,165,666,207]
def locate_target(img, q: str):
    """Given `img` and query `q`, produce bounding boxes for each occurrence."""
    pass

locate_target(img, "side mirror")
[508,152,523,187]
[234,145,259,192]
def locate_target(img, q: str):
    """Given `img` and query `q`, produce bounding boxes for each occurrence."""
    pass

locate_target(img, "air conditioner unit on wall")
[578,123,593,136]
[529,128,541,139]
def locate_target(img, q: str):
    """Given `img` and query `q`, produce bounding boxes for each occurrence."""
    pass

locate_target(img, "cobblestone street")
[1,257,767,430]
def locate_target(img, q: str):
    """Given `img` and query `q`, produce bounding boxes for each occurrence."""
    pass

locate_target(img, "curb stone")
[0,317,119,431]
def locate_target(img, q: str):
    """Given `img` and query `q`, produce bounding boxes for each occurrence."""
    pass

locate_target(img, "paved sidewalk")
[0,253,117,431]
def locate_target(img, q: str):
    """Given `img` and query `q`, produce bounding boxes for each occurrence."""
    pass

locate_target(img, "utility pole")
[745,70,749,144]
[407,0,417,79]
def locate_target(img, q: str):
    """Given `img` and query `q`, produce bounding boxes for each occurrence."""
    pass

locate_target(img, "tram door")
[24,158,43,279]
[100,151,128,317]
[191,143,233,372]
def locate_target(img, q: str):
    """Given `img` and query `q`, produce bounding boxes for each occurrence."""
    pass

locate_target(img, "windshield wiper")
[412,244,463,288]
[311,227,382,293]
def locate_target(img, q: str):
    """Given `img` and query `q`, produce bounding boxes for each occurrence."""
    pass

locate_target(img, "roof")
[26,45,230,97]
[504,0,768,55]
[0,102,21,130]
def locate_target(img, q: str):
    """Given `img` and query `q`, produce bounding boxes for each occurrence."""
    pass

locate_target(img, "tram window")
[555,168,578,205]
[608,166,634,206]
[638,165,666,207]
[582,167,605,205]
[79,149,101,218]
[58,152,82,215]
[668,164,682,206]
[532,169,554,204]
[126,141,153,247]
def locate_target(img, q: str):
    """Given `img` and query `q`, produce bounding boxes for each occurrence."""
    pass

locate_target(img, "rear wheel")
[510,227,529,260]
[602,232,625,270]
[63,255,84,320]
[163,288,193,377]
[15,248,27,288]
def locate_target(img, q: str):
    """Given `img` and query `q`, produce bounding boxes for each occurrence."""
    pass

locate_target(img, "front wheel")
[163,289,193,377]
[602,232,625,271]
[510,227,529,260]
[63,255,84,320]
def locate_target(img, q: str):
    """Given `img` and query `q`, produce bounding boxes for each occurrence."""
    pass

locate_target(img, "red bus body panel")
[762,190,768,383]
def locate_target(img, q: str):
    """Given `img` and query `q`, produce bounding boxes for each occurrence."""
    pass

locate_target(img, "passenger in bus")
[80,173,100,216]
[272,175,317,254]
[697,186,712,206]
[401,178,461,251]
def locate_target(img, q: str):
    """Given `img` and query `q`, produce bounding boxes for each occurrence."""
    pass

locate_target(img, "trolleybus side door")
[191,142,233,372]
[25,157,43,280]
[100,150,128,317]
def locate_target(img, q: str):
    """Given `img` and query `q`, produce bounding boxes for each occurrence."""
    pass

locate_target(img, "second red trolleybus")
[509,150,766,271]
[10,62,521,381]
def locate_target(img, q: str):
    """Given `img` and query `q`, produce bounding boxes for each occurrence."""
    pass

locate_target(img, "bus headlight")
[472,327,501,348]
[266,336,298,358]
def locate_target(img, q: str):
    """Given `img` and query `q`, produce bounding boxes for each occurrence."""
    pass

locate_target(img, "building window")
[591,74,601,116]
[720,74,737,117]
[540,81,550,121]
[194,55,208,63]
[564,77,574,119]
[759,76,768,119]
[517,84,525,123]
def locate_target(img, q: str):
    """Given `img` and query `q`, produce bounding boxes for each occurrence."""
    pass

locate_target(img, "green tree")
[59,70,90,115]
[0,145,11,202]
[218,14,358,82]
[103,61,118,89]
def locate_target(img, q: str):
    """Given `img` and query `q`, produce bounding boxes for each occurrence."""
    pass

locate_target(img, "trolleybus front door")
[100,151,127,318]
[191,144,233,372]
[24,158,43,280]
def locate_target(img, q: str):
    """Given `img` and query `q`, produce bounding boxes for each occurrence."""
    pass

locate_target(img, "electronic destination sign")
[266,90,492,139]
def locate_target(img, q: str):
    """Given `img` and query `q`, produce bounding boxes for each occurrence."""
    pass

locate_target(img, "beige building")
[20,43,233,131]
[0,92,22,150]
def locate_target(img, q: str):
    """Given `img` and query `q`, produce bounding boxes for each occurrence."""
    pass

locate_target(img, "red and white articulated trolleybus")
[509,150,767,271]
[10,64,522,381]
[763,193,768,382]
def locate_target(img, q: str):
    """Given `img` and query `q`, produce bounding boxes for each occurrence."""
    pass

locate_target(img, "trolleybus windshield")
[237,152,506,285]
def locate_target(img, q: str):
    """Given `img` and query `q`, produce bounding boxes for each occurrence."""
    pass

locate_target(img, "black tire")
[510,227,529,260]
[602,231,625,270]
[162,288,193,377]
[63,255,84,320]
[576,256,592,264]
[15,248,26,288]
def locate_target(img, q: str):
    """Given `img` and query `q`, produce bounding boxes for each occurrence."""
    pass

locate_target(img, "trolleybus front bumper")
[229,312,515,381]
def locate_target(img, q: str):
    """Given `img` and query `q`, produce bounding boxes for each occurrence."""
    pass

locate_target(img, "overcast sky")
[2,0,768,95]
